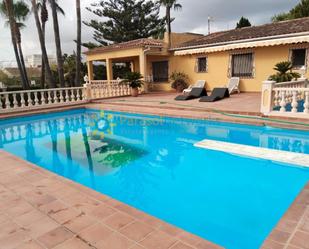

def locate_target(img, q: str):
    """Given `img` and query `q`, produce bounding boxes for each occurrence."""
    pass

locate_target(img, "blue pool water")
[0,109,308,249]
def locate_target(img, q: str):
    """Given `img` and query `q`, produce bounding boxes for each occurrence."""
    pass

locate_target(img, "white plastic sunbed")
[226,77,240,94]
[183,80,206,94]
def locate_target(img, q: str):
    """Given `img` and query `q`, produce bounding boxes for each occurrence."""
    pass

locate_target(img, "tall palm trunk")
[16,25,30,89]
[75,0,81,87]
[5,0,28,89]
[40,0,48,89]
[40,21,46,88]
[31,0,55,88]
[50,0,65,87]
[166,6,171,46]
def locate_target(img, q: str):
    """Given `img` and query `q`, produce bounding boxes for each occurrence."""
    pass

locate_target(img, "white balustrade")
[0,87,87,113]
[88,80,131,99]
[261,79,309,118]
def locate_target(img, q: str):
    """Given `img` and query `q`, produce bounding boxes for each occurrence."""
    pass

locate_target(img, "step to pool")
[194,139,309,167]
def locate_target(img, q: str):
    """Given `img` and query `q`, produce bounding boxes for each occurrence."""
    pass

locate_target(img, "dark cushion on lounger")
[175,87,207,101]
[199,88,229,102]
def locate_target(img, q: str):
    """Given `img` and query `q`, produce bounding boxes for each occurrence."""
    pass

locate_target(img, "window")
[152,61,169,82]
[197,57,207,72]
[231,53,254,78]
[291,49,307,68]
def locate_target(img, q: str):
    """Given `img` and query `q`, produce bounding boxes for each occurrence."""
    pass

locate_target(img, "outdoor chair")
[183,80,206,94]
[175,87,207,101]
[226,77,240,94]
[199,88,230,102]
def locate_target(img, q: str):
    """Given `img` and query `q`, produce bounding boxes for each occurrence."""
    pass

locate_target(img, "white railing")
[0,80,143,114]
[88,80,131,99]
[0,87,87,113]
[261,79,309,118]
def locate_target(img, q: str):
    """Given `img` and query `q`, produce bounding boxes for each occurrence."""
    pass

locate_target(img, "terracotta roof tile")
[175,17,309,50]
[85,38,164,55]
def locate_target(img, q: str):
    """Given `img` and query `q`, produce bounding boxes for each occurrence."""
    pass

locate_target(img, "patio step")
[194,139,309,167]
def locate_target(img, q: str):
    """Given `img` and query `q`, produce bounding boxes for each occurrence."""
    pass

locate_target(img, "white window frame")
[289,46,308,70]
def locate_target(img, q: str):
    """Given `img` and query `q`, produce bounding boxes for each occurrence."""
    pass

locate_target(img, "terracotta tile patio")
[0,150,223,249]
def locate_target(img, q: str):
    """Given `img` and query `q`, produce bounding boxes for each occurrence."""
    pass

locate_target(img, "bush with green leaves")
[269,61,301,82]
[170,71,189,90]
[121,72,144,89]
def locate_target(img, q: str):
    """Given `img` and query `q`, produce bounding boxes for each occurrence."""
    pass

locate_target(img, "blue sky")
[0,0,300,65]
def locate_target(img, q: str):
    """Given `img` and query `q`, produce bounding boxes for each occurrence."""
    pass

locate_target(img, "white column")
[260,80,276,114]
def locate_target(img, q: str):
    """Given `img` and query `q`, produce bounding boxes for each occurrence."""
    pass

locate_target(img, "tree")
[236,16,251,28]
[158,0,182,45]
[84,0,165,45]
[31,0,55,88]
[37,0,64,88]
[49,0,65,87]
[0,0,30,89]
[272,0,309,22]
[269,61,301,82]
[75,0,81,86]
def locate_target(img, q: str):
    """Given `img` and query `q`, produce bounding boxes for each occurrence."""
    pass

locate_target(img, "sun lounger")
[199,88,229,102]
[175,87,207,101]
[226,77,240,94]
[183,80,206,94]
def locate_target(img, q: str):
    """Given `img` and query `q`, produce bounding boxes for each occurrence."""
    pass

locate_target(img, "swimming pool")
[0,108,308,249]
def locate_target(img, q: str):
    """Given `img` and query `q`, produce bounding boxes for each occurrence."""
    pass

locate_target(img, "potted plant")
[269,61,301,82]
[170,71,189,93]
[121,72,144,97]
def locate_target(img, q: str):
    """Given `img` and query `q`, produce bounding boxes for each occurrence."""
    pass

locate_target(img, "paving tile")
[159,223,183,237]
[89,203,117,220]
[37,226,74,248]
[63,213,97,233]
[169,242,195,249]
[23,190,57,208]
[139,230,178,249]
[103,212,135,230]
[261,239,286,249]
[96,232,134,249]
[119,221,154,242]
[290,231,309,249]
[267,229,291,244]
[0,213,9,225]
[78,222,114,246]
[54,236,93,249]
[129,244,144,249]
[38,200,68,215]
[0,220,21,239]
[4,199,34,217]
[14,209,45,227]
[14,238,45,249]
[0,230,30,249]
[50,206,82,224]
[27,216,60,238]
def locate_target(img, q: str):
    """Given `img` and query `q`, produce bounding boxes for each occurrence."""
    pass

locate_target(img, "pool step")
[194,139,309,167]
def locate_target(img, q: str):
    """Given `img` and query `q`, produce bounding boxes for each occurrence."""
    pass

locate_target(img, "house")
[85,17,309,93]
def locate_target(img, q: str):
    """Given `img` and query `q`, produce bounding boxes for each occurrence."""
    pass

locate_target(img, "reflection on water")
[0,109,309,249]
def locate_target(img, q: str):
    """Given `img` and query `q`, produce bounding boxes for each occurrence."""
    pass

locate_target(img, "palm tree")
[31,0,55,88]
[75,0,81,87]
[37,0,64,88]
[159,0,182,46]
[1,0,30,89]
[49,0,65,87]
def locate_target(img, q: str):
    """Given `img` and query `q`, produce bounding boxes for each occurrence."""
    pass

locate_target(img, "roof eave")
[171,31,309,52]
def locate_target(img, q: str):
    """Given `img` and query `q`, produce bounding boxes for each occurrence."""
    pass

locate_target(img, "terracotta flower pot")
[176,85,184,93]
[131,88,139,97]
